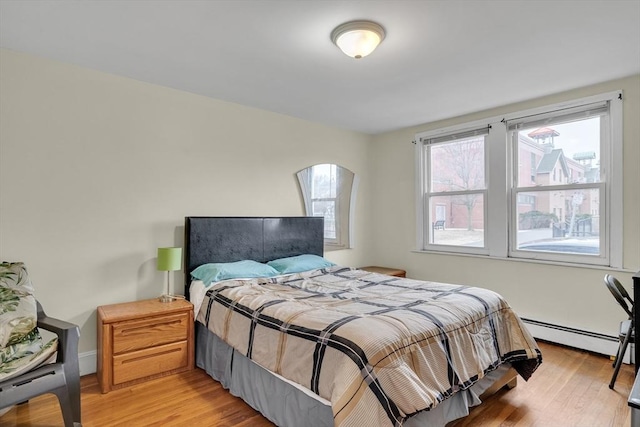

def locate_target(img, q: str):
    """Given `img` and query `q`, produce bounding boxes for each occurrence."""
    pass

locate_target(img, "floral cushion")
[0,262,58,382]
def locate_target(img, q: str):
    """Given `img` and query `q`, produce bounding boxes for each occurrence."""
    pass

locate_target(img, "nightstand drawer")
[113,341,189,385]
[113,312,189,354]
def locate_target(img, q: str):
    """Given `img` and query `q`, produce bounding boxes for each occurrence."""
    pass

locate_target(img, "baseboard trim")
[79,350,97,376]
[522,317,630,363]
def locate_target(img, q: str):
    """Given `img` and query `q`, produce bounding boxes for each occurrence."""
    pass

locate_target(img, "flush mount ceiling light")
[331,20,385,59]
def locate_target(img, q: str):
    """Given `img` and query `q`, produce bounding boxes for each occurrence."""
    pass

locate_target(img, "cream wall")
[370,74,640,336]
[0,49,374,355]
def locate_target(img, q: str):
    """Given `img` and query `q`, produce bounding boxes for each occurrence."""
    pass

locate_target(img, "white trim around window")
[415,90,623,268]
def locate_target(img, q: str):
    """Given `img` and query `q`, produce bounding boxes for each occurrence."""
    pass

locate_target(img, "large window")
[416,91,622,267]
[421,127,488,253]
[507,103,609,264]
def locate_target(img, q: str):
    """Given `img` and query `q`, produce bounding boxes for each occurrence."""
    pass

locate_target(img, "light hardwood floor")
[1,341,634,427]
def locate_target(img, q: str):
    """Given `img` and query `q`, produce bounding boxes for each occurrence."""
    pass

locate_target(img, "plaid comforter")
[197,266,541,427]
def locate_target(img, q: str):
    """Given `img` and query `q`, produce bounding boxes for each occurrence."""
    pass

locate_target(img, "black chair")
[605,274,635,390]
[0,301,81,426]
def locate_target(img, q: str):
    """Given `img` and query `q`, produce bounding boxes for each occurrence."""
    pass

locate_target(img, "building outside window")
[511,119,602,259]
[420,127,488,253]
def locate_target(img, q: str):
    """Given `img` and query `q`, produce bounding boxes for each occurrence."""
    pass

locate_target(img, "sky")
[523,117,600,162]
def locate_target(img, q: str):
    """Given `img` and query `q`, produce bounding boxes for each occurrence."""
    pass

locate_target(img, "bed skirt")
[195,323,515,427]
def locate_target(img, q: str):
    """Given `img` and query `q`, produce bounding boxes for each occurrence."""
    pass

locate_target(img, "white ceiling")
[1,1,639,135]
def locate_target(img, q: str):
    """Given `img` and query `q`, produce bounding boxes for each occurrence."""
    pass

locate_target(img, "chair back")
[604,274,634,319]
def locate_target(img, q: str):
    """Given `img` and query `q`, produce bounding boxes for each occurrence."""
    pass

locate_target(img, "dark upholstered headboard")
[184,217,324,299]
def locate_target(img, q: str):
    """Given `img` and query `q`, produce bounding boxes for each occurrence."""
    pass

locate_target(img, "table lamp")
[157,247,182,303]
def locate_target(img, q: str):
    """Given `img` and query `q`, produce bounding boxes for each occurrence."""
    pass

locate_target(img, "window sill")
[411,249,636,273]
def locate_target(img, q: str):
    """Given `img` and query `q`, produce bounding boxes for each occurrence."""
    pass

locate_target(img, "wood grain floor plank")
[449,341,633,427]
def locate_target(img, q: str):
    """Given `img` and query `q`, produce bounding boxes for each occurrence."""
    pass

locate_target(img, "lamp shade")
[331,20,385,59]
[157,247,182,271]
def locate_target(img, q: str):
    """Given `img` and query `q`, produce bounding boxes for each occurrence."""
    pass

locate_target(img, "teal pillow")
[267,254,335,274]
[191,260,279,285]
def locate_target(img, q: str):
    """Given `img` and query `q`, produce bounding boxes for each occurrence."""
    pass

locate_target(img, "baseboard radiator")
[522,318,632,364]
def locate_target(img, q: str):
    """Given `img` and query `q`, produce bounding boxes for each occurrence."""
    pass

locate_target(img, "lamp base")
[158,294,173,303]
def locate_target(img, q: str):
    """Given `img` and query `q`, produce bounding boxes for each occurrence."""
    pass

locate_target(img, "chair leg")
[610,328,633,389]
[67,370,81,425]
[62,352,82,425]
[53,385,76,427]
[613,340,624,368]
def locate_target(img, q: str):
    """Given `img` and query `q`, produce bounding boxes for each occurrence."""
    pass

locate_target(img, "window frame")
[419,125,490,255]
[415,90,623,268]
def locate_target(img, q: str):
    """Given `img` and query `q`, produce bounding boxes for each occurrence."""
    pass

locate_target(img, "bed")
[185,216,541,427]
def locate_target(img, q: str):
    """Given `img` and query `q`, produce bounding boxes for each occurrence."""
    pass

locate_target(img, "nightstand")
[97,298,194,393]
[360,266,406,278]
